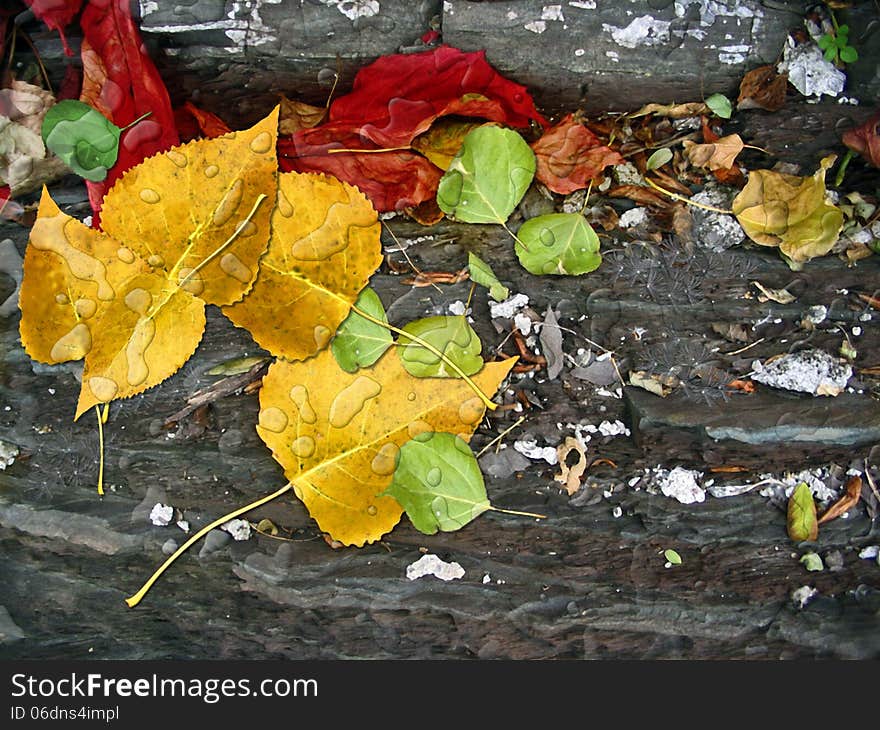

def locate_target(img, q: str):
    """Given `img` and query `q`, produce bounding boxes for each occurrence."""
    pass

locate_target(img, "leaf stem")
[119,111,154,134]
[125,482,294,608]
[475,415,525,457]
[644,177,733,215]
[834,148,855,188]
[95,405,105,496]
[327,146,412,154]
[489,505,546,520]
[349,302,501,411]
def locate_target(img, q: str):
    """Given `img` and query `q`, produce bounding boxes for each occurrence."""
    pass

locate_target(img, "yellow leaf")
[223,172,382,361]
[100,106,280,306]
[19,189,206,419]
[412,118,483,170]
[256,348,517,546]
[278,95,327,135]
[682,134,744,171]
[732,156,843,263]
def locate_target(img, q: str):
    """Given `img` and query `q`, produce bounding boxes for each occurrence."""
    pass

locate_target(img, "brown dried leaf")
[554,437,587,496]
[683,134,744,171]
[817,475,861,525]
[279,95,327,135]
[737,65,788,112]
[630,102,710,119]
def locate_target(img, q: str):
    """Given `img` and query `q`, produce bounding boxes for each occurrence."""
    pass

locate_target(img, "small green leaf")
[382,431,490,534]
[705,93,733,119]
[646,147,673,171]
[514,213,601,276]
[787,482,818,542]
[837,25,849,37]
[397,315,483,378]
[839,45,858,64]
[41,100,122,181]
[824,46,839,63]
[330,288,392,373]
[205,356,268,376]
[664,549,682,565]
[799,552,824,572]
[817,34,833,50]
[468,251,509,302]
[437,125,536,224]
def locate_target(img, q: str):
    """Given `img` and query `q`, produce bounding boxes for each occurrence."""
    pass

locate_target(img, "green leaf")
[705,93,733,120]
[646,147,673,170]
[397,315,483,378]
[787,482,818,542]
[837,25,849,38]
[206,356,268,376]
[799,552,824,572]
[437,125,535,224]
[330,288,393,373]
[468,251,509,302]
[824,46,839,63]
[514,213,601,276]
[839,45,858,64]
[664,549,682,565]
[382,431,490,534]
[41,100,122,181]
[817,34,833,50]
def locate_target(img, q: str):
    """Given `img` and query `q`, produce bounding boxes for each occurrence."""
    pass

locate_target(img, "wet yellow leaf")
[279,95,326,135]
[223,172,381,361]
[682,134,744,171]
[256,348,516,546]
[100,106,280,306]
[19,190,205,419]
[732,156,843,263]
[412,118,483,170]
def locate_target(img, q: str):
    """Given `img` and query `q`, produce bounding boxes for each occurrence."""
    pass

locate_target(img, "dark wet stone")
[0,605,25,642]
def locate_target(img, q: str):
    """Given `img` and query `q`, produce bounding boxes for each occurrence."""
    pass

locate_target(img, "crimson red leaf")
[530,113,623,194]
[842,110,880,168]
[79,0,178,225]
[22,0,82,55]
[174,101,232,142]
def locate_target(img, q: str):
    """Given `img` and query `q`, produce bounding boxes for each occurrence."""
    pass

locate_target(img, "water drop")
[370,442,399,475]
[329,376,381,428]
[124,287,151,316]
[258,406,288,433]
[204,164,220,178]
[122,120,163,153]
[125,316,156,386]
[289,384,317,424]
[147,254,164,267]
[408,421,432,440]
[213,179,244,226]
[249,131,273,153]
[514,92,524,103]
[313,325,331,349]
[291,435,316,458]
[32,221,115,300]
[426,466,442,487]
[88,376,118,403]
[117,247,135,263]
[367,505,378,516]
[50,323,91,361]
[406,392,416,402]
[453,436,473,456]
[458,396,483,425]
[219,252,252,283]
[139,188,161,204]
[541,260,558,275]
[178,268,204,296]
[166,150,188,168]
[236,220,257,237]
[74,298,97,319]
[440,169,463,207]
[55,293,69,305]
[276,189,294,217]
[540,228,556,246]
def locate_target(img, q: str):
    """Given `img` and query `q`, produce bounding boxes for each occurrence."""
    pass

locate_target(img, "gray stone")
[570,358,617,386]
[0,605,25,642]
[131,485,169,524]
[479,448,532,479]
[198,528,231,558]
[751,349,852,397]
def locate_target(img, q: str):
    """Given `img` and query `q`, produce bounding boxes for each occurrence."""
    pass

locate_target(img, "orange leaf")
[817,475,862,525]
[412,118,482,170]
[223,172,382,361]
[256,348,517,545]
[737,65,788,113]
[683,134,744,171]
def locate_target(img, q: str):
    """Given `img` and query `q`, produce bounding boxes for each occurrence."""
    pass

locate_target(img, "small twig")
[864,459,880,506]
[383,223,442,292]
[164,359,269,426]
[723,337,766,356]
[476,415,526,458]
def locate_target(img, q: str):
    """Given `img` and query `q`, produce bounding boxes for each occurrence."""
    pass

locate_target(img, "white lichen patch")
[758,467,839,505]
[569,0,596,9]
[657,466,705,504]
[603,16,671,49]
[221,518,252,541]
[619,207,648,229]
[613,161,644,187]
[0,440,18,470]
[690,188,745,251]
[792,585,818,609]
[326,0,380,21]
[406,554,465,581]
[858,545,879,560]
[513,437,559,465]
[751,349,851,396]
[525,20,547,34]
[490,293,529,320]
[778,39,846,99]
[149,503,174,526]
[541,5,564,21]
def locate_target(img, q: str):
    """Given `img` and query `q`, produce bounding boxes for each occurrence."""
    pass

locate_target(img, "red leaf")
[530,113,623,194]
[22,0,82,56]
[79,0,178,226]
[174,102,232,142]
[842,110,880,168]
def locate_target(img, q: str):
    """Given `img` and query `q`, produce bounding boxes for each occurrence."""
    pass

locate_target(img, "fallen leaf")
[732,156,844,262]
[398,315,483,378]
[530,113,623,194]
[279,95,327,135]
[629,370,676,397]
[412,118,483,170]
[630,101,710,119]
[787,482,818,542]
[405,198,445,225]
[175,101,231,141]
[539,306,564,380]
[255,348,516,545]
[331,288,392,373]
[841,110,880,168]
[664,548,682,565]
[206,356,269,376]
[799,552,824,571]
[682,134,744,171]
[704,93,732,119]
[737,65,788,112]
[383,431,490,534]
[727,378,755,394]
[751,281,796,304]
[817,475,861,525]
[22,0,82,55]
[41,100,124,181]
[438,125,535,224]
[605,184,670,209]
[468,251,509,302]
[645,148,672,171]
[515,213,601,275]
[554,436,587,495]
[0,80,55,135]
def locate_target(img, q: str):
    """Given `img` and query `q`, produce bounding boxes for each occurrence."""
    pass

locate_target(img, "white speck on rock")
[613,161,644,186]
[525,20,546,34]
[325,0,380,21]
[751,349,851,396]
[221,518,252,541]
[605,50,620,62]
[513,437,559,465]
[569,0,596,9]
[541,5,564,21]
[598,419,631,437]
[176,520,190,533]
[603,15,671,49]
[574,48,586,57]
[858,546,879,560]
[792,585,818,609]
[657,467,705,504]
[447,300,467,316]
[612,505,623,518]
[778,38,846,100]
[0,440,18,470]
[619,207,648,229]
[139,1,159,16]
[691,188,745,251]
[149,503,174,526]
[490,293,529,320]
[514,312,533,336]
[406,554,465,581]
[506,10,518,20]
[482,573,492,584]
